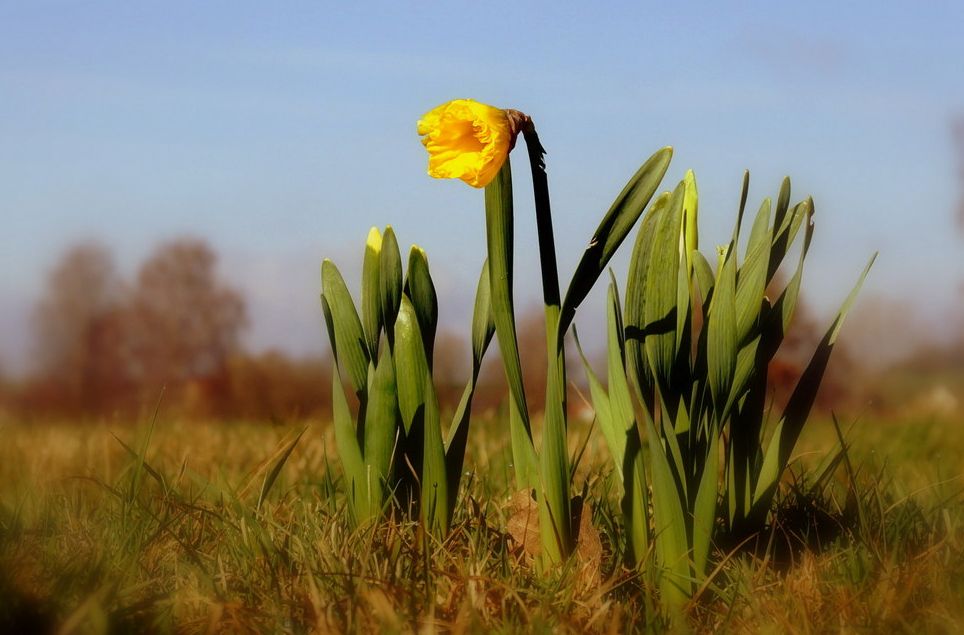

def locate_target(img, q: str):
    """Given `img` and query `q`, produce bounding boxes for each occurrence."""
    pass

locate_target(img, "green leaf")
[723,336,761,417]
[257,427,307,511]
[691,431,719,583]
[735,198,772,344]
[470,259,495,374]
[364,346,399,505]
[573,327,618,468]
[692,249,716,306]
[682,170,699,275]
[539,351,572,562]
[404,245,438,369]
[484,159,531,436]
[624,431,651,568]
[772,176,791,234]
[394,295,429,434]
[444,259,496,505]
[706,242,737,414]
[760,200,815,362]
[560,147,673,339]
[361,227,383,358]
[753,253,877,513]
[625,193,669,409]
[644,181,686,393]
[768,198,809,284]
[379,226,403,347]
[321,260,370,397]
[509,398,538,491]
[421,373,448,536]
[332,368,369,521]
[485,159,537,491]
[606,277,636,468]
[645,410,691,607]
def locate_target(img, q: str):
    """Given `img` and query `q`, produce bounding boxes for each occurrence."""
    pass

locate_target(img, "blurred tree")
[224,351,330,422]
[32,242,128,413]
[128,238,247,410]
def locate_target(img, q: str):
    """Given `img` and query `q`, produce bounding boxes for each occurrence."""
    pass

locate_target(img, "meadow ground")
[1,408,962,634]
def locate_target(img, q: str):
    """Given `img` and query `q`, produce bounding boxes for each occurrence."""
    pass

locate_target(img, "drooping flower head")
[417,99,512,188]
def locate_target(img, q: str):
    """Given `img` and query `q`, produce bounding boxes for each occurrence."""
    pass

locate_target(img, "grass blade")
[257,426,307,511]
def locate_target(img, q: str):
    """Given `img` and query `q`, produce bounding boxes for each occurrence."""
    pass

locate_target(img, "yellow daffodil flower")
[417,99,512,188]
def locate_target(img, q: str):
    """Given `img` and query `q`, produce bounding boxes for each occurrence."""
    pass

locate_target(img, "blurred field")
[1,408,962,634]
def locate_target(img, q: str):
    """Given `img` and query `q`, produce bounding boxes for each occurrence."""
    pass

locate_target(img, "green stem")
[523,124,572,560]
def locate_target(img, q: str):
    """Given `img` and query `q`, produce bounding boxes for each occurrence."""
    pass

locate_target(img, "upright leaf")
[421,373,448,536]
[361,227,383,358]
[485,159,530,429]
[404,245,438,369]
[625,193,669,408]
[560,147,673,339]
[331,369,368,521]
[321,260,370,397]
[734,198,772,345]
[394,296,429,434]
[753,253,877,513]
[645,411,691,608]
[380,226,403,347]
[364,346,398,505]
[644,181,686,394]
[706,244,737,414]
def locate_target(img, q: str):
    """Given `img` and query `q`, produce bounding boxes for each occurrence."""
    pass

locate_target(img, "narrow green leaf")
[606,278,636,468]
[723,336,761,417]
[735,198,772,343]
[394,295,429,434]
[760,201,815,362]
[332,368,369,521]
[484,158,531,436]
[321,260,370,397]
[361,227,383,358]
[560,147,673,338]
[539,352,572,562]
[706,243,737,414]
[364,346,398,505]
[732,170,750,248]
[644,180,686,393]
[471,259,495,373]
[444,259,496,505]
[573,327,618,469]
[645,411,691,607]
[404,245,438,369]
[691,431,719,583]
[773,177,791,236]
[682,170,699,275]
[692,249,716,306]
[768,198,809,284]
[509,398,538,490]
[625,193,669,408]
[753,253,877,512]
[257,427,307,511]
[379,226,403,347]
[421,373,448,536]
[624,431,651,568]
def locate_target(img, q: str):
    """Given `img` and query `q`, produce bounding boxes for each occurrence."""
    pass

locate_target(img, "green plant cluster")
[321,135,873,614]
[322,228,494,536]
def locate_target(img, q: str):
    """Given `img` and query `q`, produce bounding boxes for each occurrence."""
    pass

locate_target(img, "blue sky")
[2,1,963,371]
